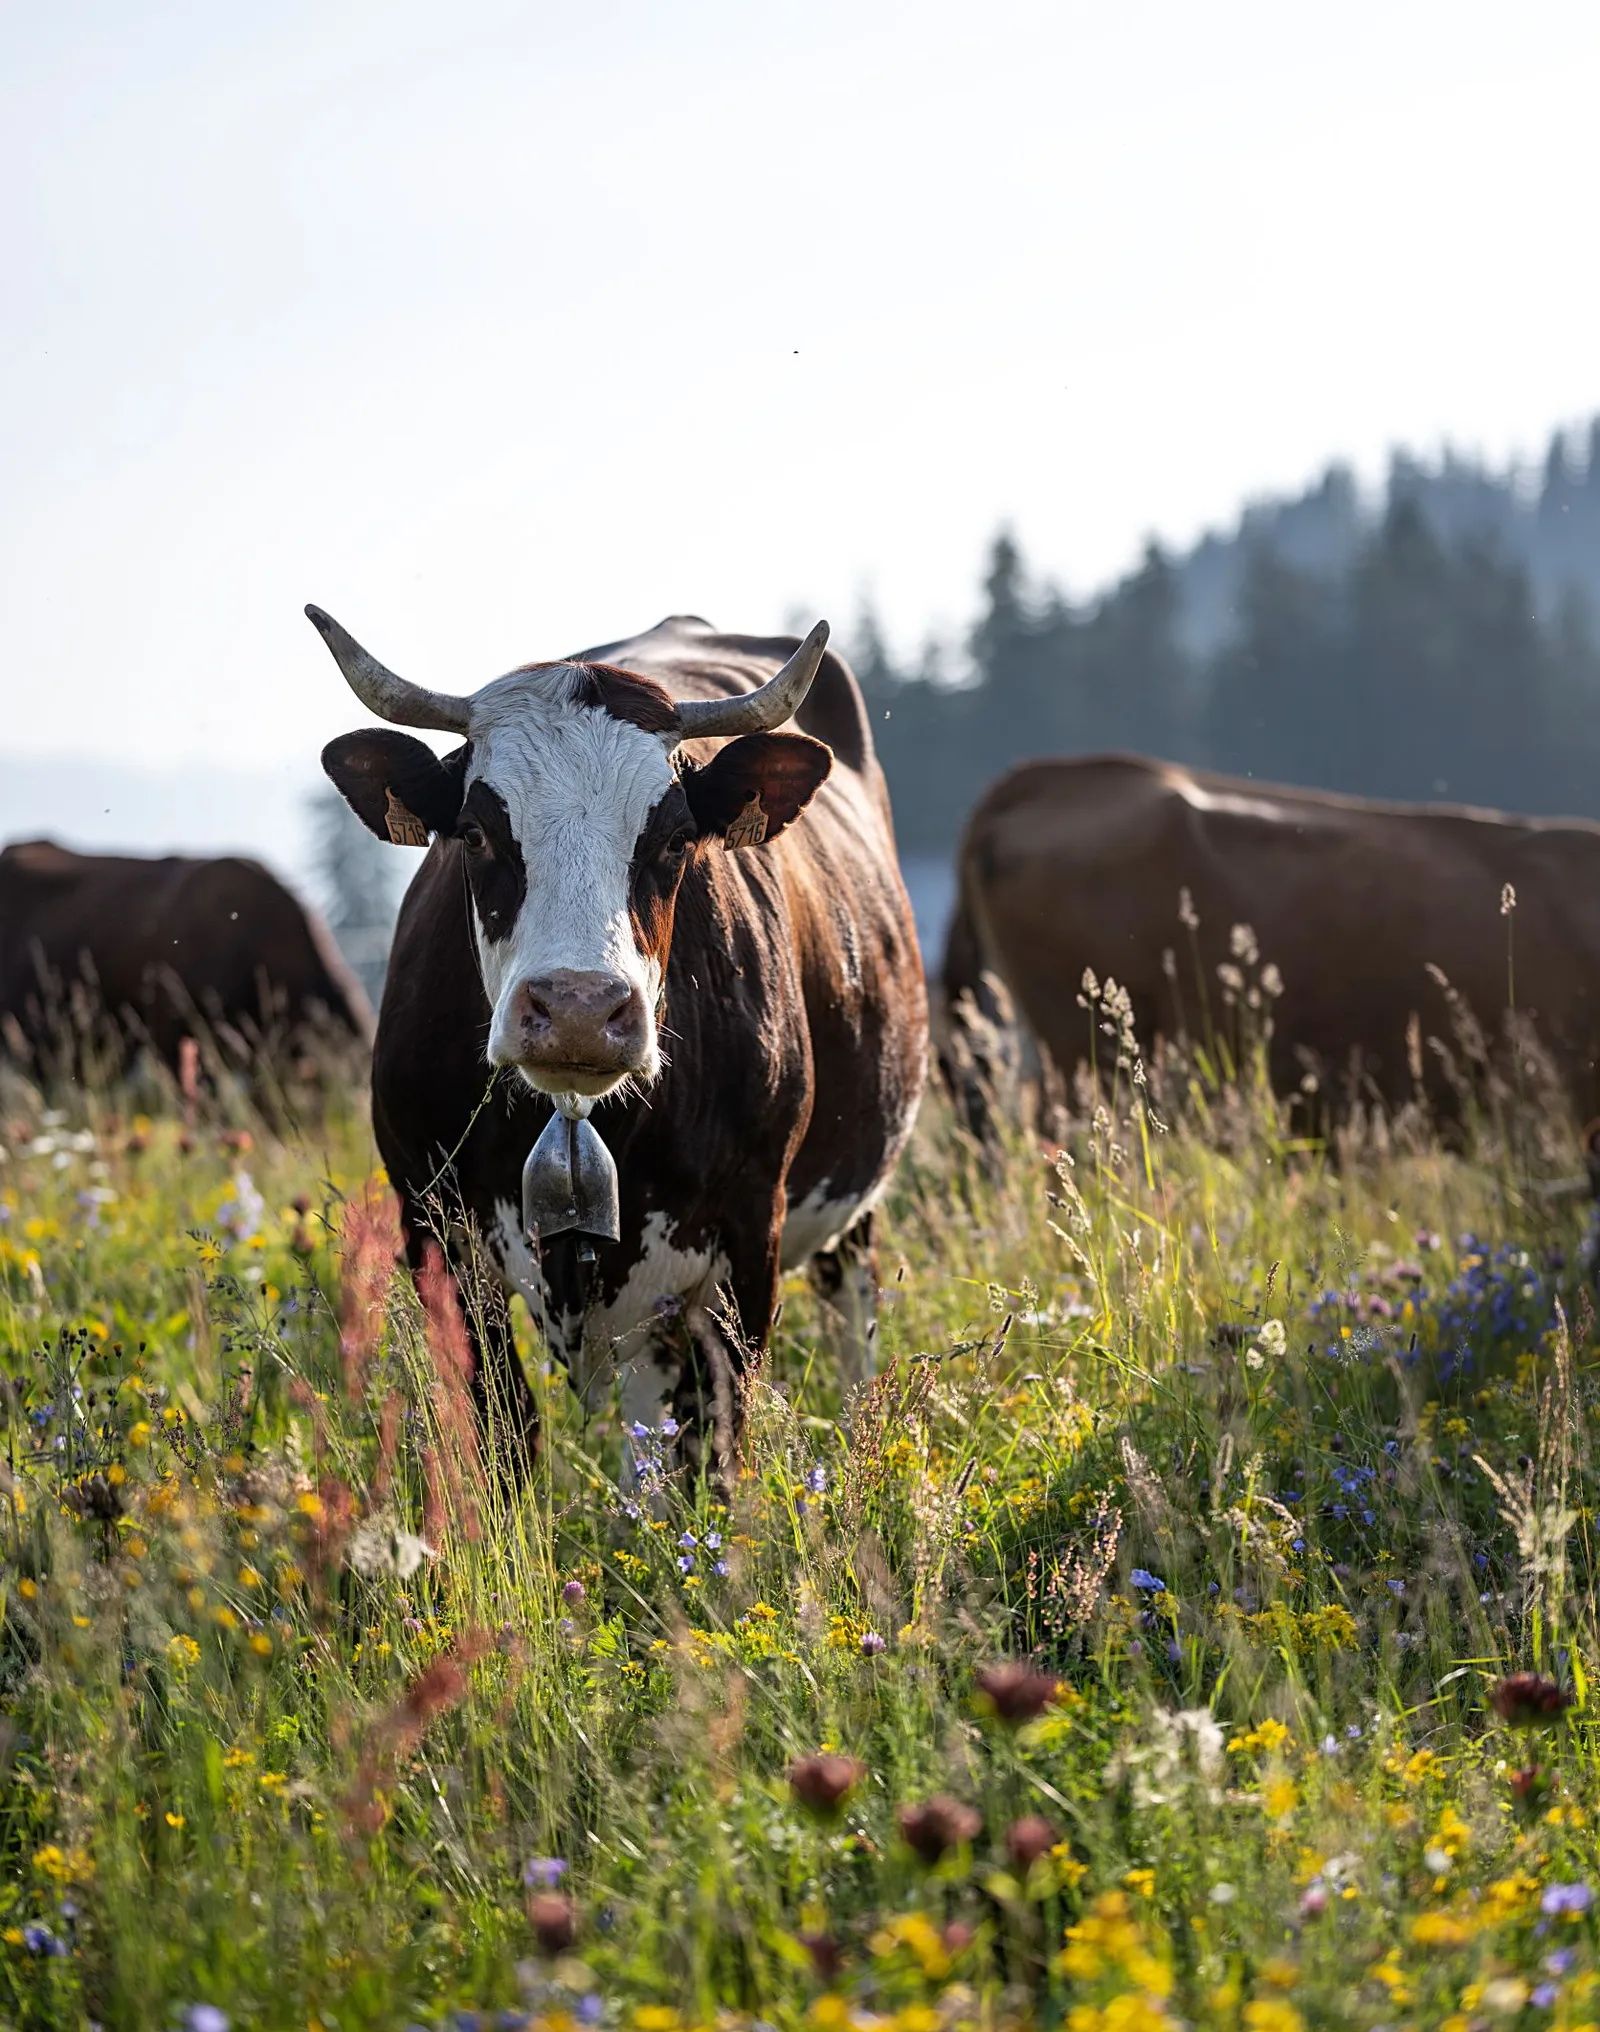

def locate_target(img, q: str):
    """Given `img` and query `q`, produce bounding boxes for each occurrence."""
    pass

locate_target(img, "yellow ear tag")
[384,789,430,848]
[724,793,769,850]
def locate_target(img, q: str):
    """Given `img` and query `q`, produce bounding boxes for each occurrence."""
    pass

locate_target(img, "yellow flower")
[249,1633,272,1658]
[165,1813,185,1829]
[294,1492,324,1520]
[1263,1777,1298,1818]
[1243,2003,1305,2032]
[1125,1867,1156,1897]
[239,1565,262,1589]
[1229,1717,1292,1756]
[167,1634,201,1668]
[632,2012,680,2032]
[17,1578,37,1601]
[1410,1911,1474,1948]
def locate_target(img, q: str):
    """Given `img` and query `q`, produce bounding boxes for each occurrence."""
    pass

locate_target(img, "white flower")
[1209,1881,1237,1904]
[1257,1319,1287,1357]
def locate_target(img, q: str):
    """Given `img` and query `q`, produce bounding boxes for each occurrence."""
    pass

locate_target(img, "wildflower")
[975,1660,1062,1724]
[1541,1881,1593,1917]
[1487,1674,1575,1726]
[186,2010,229,2032]
[21,1924,69,1958]
[1242,2004,1303,2032]
[526,1891,576,1955]
[712,1560,729,1577]
[1210,1882,1237,1904]
[1130,1569,1165,1592]
[897,1794,982,1864]
[805,1465,827,1496]
[561,1579,586,1606]
[659,1416,679,1438]
[1532,1982,1559,2008]
[703,1531,721,1551]
[860,1630,887,1658]
[787,1754,865,1818]
[1005,1814,1058,1871]
[678,1532,697,1551]
[1410,1911,1474,1947]
[523,1857,569,1891]
[167,1634,201,1669]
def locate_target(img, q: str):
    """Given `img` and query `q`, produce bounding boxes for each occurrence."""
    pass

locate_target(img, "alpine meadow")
[4,934,1600,2032]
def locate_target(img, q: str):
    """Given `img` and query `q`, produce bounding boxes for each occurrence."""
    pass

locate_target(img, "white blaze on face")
[465,665,678,1082]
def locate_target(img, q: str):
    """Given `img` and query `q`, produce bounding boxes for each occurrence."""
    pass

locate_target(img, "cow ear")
[683,733,832,849]
[322,731,469,845]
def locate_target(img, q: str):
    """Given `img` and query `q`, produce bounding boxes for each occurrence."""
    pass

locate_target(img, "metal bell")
[521,1094,621,1244]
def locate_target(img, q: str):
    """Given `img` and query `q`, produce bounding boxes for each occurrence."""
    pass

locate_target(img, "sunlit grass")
[2,1031,1599,2031]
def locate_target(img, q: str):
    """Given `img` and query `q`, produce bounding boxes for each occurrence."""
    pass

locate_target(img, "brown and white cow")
[313,607,927,1468]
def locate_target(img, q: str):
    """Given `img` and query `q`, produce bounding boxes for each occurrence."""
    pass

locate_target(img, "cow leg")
[810,1212,880,1398]
[670,1217,782,1488]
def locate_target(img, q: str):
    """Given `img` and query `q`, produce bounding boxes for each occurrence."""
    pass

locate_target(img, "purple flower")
[659,1416,680,1439]
[1130,1569,1165,1592]
[806,1465,827,1496]
[561,1578,586,1606]
[860,1629,887,1657]
[1532,1984,1559,2009]
[678,1531,697,1550]
[628,1421,651,1442]
[576,2000,604,2026]
[712,1560,729,1578]
[1546,1949,1578,1976]
[23,1925,68,1958]
[186,2011,229,2032]
[522,1857,569,1891]
[704,1531,722,1551]
[676,1555,694,1574]
[1541,1881,1593,1917]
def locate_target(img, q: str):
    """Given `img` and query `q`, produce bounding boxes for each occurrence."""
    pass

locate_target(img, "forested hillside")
[863,424,1600,851]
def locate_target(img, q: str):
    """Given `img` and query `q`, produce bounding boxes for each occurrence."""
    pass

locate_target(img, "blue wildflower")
[1130,1569,1165,1592]
[659,1416,679,1439]
[678,1531,697,1551]
[522,1856,569,1891]
[185,2010,229,2032]
[712,1559,729,1578]
[22,1924,68,1958]
[1532,1984,1559,2009]
[1541,1882,1593,1917]
[806,1465,827,1496]
[704,1531,722,1551]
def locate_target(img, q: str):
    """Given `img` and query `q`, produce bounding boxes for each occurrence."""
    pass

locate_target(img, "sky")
[4,0,1599,800]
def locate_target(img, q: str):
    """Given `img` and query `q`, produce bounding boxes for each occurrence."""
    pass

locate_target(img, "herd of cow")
[7,608,1598,1471]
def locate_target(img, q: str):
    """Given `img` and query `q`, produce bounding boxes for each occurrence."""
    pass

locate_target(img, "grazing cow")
[945,754,1600,1117]
[312,608,927,1467]
[0,840,372,1075]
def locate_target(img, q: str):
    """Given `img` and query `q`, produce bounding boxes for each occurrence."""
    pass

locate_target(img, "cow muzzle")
[498,969,652,1096]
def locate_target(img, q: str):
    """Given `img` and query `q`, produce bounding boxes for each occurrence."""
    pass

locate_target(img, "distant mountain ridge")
[1172,420,1600,654]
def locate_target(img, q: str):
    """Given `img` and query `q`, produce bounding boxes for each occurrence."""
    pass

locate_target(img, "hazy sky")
[5,0,1599,771]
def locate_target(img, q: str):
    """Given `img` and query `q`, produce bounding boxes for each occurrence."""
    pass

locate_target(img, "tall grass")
[1,1006,1599,2031]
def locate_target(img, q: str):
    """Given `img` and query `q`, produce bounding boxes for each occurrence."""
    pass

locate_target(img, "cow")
[311,606,927,1472]
[944,753,1600,1120]
[0,839,373,1077]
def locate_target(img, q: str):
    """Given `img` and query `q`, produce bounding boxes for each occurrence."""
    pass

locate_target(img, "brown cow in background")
[0,840,372,1077]
[943,754,1600,1120]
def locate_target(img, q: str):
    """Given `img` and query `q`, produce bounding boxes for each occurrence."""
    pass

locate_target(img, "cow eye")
[663,830,691,862]
[458,821,487,855]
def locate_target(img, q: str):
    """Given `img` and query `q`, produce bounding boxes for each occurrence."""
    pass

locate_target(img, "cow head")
[314,608,833,1101]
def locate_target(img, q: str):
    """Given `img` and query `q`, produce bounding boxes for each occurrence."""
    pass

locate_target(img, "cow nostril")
[603,986,641,1036]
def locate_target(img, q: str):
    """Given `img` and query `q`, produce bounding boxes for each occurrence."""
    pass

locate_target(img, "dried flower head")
[897,1794,982,1864]
[1004,1814,1059,1872]
[526,1891,576,1955]
[974,1661,1062,1725]
[1487,1673,1575,1727]
[787,1753,866,1818]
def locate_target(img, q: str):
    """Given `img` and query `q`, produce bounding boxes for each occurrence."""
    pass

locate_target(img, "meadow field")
[3,989,1600,2032]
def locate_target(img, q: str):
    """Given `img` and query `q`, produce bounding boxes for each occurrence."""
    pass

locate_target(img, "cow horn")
[673,620,830,740]
[305,605,473,734]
